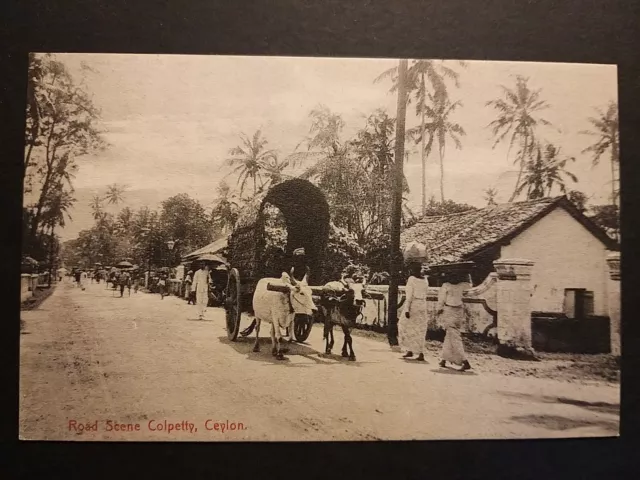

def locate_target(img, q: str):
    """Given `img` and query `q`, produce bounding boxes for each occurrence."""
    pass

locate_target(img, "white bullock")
[248,276,317,360]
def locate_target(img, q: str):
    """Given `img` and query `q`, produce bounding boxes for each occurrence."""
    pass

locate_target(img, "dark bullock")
[319,277,367,361]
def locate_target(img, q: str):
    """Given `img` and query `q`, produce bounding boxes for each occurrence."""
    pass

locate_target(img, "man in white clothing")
[192,262,211,320]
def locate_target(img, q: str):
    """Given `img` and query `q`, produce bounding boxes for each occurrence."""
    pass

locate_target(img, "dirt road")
[19,281,620,441]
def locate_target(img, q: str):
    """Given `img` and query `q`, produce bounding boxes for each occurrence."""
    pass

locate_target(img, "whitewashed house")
[401,196,619,318]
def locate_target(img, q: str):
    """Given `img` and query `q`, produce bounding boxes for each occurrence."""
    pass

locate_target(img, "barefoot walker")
[400,261,429,361]
[437,272,472,371]
[192,262,211,320]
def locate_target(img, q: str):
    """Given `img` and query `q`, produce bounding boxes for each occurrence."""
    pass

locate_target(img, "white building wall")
[500,206,609,316]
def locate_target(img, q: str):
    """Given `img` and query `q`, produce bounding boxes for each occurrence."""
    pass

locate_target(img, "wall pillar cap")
[606,251,620,261]
[493,258,534,267]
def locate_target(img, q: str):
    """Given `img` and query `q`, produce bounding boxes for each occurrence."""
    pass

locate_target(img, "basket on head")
[402,241,428,263]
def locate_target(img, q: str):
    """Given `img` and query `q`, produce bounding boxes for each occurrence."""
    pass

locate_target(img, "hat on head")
[293,247,305,256]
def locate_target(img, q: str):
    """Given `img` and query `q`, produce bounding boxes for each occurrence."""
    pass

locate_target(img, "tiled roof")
[182,237,228,260]
[400,197,564,264]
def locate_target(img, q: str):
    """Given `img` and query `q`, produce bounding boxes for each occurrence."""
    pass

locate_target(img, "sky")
[25,54,617,242]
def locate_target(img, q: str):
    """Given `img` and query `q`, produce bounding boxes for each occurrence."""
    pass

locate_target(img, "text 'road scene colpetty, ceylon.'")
[68,419,246,435]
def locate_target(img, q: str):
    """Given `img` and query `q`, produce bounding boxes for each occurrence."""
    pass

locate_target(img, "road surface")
[19,281,620,441]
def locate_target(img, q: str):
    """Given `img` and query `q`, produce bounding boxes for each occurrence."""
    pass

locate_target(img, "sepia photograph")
[19,53,621,441]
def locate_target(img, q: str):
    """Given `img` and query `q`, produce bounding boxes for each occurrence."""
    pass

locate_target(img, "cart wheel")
[225,268,241,341]
[293,314,313,342]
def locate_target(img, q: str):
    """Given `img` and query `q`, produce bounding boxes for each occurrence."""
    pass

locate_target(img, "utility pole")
[387,59,408,346]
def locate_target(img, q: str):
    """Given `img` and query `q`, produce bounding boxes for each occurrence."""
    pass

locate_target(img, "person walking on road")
[184,270,194,304]
[158,273,167,299]
[132,272,140,293]
[399,262,430,361]
[437,272,472,371]
[192,262,211,320]
[79,270,87,291]
[119,270,131,297]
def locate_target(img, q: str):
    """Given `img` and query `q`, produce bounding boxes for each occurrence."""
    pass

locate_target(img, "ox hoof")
[349,356,356,362]
[276,353,285,360]
[271,349,278,356]
[341,351,349,358]
[252,346,260,353]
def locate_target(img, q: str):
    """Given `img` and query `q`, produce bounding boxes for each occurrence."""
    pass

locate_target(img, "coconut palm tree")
[514,143,578,200]
[580,101,619,208]
[211,181,241,233]
[486,75,553,202]
[377,60,466,213]
[259,155,292,191]
[429,97,465,202]
[225,130,277,197]
[90,195,104,220]
[105,183,126,205]
[484,187,498,206]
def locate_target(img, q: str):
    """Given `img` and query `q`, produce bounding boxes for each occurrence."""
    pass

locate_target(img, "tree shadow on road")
[509,414,619,434]
[499,391,620,415]
[430,367,478,376]
[217,336,375,367]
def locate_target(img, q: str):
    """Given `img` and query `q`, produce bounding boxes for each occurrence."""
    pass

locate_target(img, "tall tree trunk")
[610,131,617,209]
[48,225,55,287]
[439,142,445,202]
[421,110,426,216]
[387,59,408,347]
[611,131,619,241]
[30,123,58,238]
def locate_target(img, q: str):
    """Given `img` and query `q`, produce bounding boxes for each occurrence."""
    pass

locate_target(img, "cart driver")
[282,247,310,314]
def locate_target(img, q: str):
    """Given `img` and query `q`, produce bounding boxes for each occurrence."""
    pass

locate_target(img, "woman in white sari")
[399,262,430,361]
[436,272,472,371]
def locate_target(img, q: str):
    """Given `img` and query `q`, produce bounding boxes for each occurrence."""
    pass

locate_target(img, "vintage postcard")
[20,54,620,441]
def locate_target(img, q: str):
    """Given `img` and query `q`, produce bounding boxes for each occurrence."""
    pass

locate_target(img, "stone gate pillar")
[606,251,621,357]
[493,259,536,358]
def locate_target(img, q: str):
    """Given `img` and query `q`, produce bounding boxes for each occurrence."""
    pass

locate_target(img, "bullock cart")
[224,179,332,343]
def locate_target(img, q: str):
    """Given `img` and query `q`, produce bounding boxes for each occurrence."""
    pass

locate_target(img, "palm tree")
[105,183,126,205]
[90,195,104,220]
[580,101,619,208]
[211,181,240,233]
[514,143,578,200]
[429,97,465,202]
[260,156,292,191]
[486,75,553,202]
[484,187,498,206]
[297,106,351,180]
[225,130,277,197]
[377,60,466,213]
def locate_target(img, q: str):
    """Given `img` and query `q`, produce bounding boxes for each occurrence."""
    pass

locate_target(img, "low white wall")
[21,274,32,303]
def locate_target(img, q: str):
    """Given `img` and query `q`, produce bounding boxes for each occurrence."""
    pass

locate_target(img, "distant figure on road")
[119,271,131,297]
[80,270,87,291]
[158,274,167,299]
[437,272,472,371]
[192,262,211,320]
[74,270,81,287]
[184,270,194,304]
[399,262,429,362]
